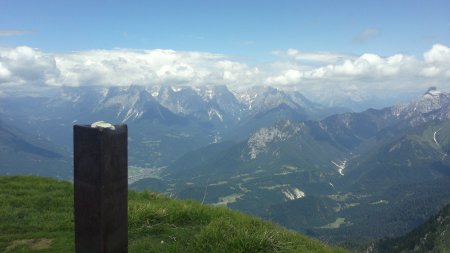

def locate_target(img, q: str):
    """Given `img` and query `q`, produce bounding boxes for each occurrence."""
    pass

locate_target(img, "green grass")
[0,176,347,253]
[319,218,346,229]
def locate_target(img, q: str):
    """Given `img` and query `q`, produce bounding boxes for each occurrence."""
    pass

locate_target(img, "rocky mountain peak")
[423,86,441,98]
[391,87,449,120]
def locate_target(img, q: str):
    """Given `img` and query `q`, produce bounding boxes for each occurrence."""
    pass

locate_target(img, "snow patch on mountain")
[208,108,223,122]
[389,142,402,152]
[192,86,216,101]
[391,103,408,117]
[329,182,336,190]
[171,86,183,92]
[123,108,144,122]
[319,121,327,130]
[63,92,80,103]
[331,159,347,176]
[99,87,109,99]
[282,187,305,200]
[434,129,441,146]
[234,91,258,110]
[149,86,160,97]
[205,88,215,101]
[211,134,221,144]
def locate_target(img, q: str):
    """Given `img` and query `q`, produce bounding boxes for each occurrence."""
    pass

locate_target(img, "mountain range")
[132,87,450,244]
[0,85,346,176]
[1,84,450,248]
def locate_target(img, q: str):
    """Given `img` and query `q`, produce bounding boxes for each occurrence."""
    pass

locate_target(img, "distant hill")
[0,176,347,253]
[371,204,450,253]
[0,118,70,178]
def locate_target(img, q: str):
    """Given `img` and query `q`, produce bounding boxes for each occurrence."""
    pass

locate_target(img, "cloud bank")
[0,44,449,99]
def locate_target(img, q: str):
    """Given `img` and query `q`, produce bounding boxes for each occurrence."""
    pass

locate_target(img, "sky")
[0,0,449,102]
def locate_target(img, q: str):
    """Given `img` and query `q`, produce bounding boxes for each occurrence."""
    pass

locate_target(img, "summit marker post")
[74,122,128,253]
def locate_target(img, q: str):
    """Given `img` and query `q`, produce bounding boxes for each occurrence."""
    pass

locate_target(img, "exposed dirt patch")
[5,238,52,251]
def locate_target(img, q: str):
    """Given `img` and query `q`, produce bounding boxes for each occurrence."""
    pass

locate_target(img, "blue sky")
[1,0,449,59]
[0,0,449,102]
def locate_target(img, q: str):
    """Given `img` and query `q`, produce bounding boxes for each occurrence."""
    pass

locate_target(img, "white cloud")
[0,46,59,85]
[273,49,352,63]
[266,52,419,85]
[353,28,379,44]
[424,44,450,63]
[0,62,11,79]
[45,49,259,87]
[422,44,450,77]
[0,44,449,100]
[0,30,31,37]
[319,53,417,77]
[265,45,450,98]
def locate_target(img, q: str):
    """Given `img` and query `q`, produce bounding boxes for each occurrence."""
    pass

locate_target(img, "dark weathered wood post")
[74,123,128,253]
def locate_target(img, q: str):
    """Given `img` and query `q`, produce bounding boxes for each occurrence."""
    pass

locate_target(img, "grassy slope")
[0,176,347,253]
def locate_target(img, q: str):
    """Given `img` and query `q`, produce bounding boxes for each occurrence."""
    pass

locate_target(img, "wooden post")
[74,123,128,253]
